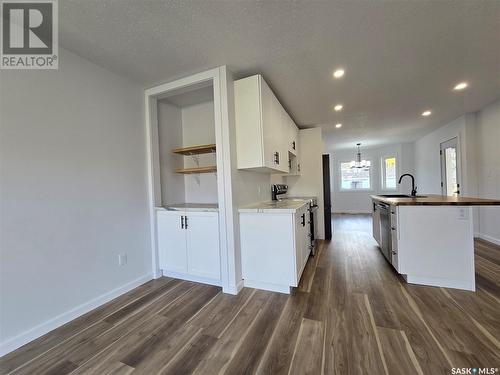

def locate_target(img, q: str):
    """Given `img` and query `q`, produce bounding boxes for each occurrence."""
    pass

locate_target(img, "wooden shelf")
[175,166,217,174]
[172,144,216,155]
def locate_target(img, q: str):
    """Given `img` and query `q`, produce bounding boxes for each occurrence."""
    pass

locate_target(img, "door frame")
[144,67,238,294]
[440,136,461,196]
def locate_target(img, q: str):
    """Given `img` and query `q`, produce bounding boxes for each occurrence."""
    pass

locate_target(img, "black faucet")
[398,174,417,197]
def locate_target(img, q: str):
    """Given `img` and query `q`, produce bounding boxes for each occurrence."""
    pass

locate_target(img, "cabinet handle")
[301,213,306,226]
[274,151,280,164]
[184,216,188,229]
[181,215,184,229]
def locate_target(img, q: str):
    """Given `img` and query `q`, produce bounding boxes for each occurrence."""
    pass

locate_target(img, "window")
[340,161,371,190]
[382,156,397,190]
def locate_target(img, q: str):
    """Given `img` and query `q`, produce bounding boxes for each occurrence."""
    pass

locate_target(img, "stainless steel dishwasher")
[377,203,392,262]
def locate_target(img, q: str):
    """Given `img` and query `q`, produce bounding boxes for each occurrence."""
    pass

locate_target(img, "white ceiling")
[59,1,500,150]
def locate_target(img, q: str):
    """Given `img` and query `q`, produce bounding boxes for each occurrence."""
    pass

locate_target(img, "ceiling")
[59,1,500,150]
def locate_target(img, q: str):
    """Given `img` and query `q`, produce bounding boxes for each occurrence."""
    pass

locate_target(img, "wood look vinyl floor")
[2,214,499,375]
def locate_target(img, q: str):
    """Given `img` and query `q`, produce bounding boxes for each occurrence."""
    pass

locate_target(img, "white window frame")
[338,159,374,192]
[381,154,398,191]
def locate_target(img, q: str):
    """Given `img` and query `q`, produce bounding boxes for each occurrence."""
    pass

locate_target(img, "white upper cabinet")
[235,75,298,173]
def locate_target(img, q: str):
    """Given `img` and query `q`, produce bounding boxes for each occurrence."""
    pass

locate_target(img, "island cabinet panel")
[397,206,475,291]
[157,209,221,286]
[234,74,297,174]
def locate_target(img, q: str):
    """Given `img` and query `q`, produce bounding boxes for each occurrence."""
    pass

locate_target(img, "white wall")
[0,48,151,354]
[414,100,500,244]
[157,101,185,205]
[414,116,467,195]
[475,100,500,244]
[181,101,218,203]
[330,143,415,213]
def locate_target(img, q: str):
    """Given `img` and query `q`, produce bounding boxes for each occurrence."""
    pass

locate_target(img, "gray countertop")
[239,199,309,213]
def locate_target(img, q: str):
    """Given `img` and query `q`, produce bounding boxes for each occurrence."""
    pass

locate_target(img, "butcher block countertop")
[371,194,500,206]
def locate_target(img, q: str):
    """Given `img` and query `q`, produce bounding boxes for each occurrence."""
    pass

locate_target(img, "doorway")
[440,137,461,196]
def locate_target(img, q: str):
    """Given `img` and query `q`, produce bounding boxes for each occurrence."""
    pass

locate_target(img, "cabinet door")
[261,79,280,171]
[157,210,187,273]
[186,211,221,280]
[294,211,303,284]
[294,207,309,283]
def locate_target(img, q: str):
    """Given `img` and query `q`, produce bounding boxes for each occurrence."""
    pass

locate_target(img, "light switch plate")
[118,253,127,266]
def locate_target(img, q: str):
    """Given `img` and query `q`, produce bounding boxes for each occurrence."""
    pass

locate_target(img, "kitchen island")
[371,194,500,291]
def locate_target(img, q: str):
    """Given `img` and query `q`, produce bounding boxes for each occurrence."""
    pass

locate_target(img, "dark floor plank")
[160,334,217,375]
[288,318,324,375]
[256,290,309,375]
[377,327,423,375]
[221,292,288,374]
[192,290,272,375]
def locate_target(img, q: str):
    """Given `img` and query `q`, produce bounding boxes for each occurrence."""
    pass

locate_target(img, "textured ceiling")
[59,1,500,150]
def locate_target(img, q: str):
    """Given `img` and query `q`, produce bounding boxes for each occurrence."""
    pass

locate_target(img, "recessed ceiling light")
[454,82,468,91]
[334,104,343,111]
[422,110,432,117]
[335,123,342,128]
[333,69,345,78]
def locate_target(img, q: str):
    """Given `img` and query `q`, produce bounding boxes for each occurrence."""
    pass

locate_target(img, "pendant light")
[350,143,371,169]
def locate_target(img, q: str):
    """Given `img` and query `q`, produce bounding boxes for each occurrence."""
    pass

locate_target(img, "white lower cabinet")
[157,209,221,285]
[240,204,310,294]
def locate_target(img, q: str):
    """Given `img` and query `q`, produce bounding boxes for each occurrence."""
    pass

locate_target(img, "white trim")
[404,274,475,292]
[380,154,398,191]
[0,273,153,356]
[476,233,500,246]
[337,158,374,192]
[144,67,236,295]
[162,271,222,287]
[243,279,290,294]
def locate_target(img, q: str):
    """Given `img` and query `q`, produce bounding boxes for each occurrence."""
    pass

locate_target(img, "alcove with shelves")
[157,83,218,206]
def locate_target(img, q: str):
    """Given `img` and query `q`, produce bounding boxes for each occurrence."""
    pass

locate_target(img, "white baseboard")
[243,279,290,294]
[223,279,244,295]
[0,273,153,357]
[475,233,500,246]
[404,274,475,292]
[162,270,222,288]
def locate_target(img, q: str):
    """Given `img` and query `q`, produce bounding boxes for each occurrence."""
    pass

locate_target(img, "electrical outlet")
[458,208,468,220]
[118,253,127,266]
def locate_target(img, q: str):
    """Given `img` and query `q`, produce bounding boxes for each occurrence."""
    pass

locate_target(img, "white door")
[157,210,187,273]
[440,137,461,196]
[186,211,221,280]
